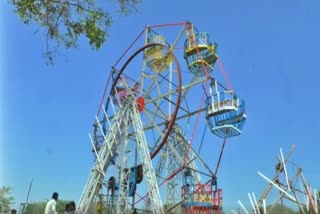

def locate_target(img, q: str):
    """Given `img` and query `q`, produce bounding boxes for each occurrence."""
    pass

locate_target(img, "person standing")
[44,192,59,214]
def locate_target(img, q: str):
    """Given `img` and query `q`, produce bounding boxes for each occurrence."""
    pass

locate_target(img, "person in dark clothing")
[69,201,76,214]
[64,203,71,214]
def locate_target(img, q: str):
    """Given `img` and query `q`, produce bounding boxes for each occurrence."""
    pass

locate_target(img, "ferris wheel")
[77,21,247,214]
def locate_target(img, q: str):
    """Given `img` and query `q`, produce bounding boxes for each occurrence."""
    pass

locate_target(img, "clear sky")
[2,0,320,212]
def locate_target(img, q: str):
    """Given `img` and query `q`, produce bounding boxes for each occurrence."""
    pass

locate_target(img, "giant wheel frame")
[105,43,182,161]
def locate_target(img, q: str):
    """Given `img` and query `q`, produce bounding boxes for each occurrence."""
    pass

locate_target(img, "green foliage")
[10,0,140,63]
[24,201,45,214]
[0,186,14,213]
[24,199,71,214]
[259,204,297,214]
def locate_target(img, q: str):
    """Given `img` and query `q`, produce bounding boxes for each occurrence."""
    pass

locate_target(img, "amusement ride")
[235,145,319,214]
[76,21,247,214]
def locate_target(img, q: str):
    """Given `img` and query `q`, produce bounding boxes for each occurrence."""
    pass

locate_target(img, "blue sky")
[1,0,320,212]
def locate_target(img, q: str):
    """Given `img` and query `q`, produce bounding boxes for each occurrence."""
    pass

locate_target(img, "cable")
[149,22,186,29]
[217,58,233,91]
[198,124,207,154]
[214,138,227,176]
[95,28,145,118]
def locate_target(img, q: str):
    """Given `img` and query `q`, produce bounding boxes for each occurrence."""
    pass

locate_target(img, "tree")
[0,186,14,213]
[24,199,71,214]
[10,0,140,63]
[259,204,297,214]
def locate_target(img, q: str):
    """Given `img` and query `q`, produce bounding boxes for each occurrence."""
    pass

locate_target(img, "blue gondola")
[128,168,137,197]
[206,91,247,138]
[126,166,143,197]
[184,32,218,76]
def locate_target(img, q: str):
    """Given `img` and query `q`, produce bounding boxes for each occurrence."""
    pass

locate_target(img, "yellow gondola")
[144,34,172,73]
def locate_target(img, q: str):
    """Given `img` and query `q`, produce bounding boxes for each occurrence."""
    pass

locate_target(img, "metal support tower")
[77,95,164,214]
[144,124,203,213]
[122,97,164,213]
[172,125,201,184]
[77,99,129,214]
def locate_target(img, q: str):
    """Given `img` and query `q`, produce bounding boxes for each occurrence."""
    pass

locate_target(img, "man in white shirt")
[44,192,59,214]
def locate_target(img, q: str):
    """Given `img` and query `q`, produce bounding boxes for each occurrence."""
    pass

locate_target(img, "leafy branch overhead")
[11,0,140,63]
